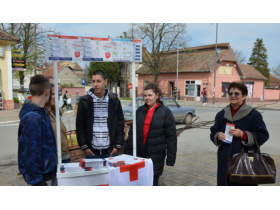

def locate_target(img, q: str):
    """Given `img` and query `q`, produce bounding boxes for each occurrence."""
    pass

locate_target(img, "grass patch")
[120,98,132,100]
[13,98,19,103]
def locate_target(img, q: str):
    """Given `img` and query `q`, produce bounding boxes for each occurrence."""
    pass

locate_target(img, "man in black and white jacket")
[76,70,124,158]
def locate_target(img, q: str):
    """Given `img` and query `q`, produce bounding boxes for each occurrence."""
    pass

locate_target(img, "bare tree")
[271,64,280,79]
[131,23,190,83]
[232,48,247,63]
[83,62,90,75]
[1,23,59,89]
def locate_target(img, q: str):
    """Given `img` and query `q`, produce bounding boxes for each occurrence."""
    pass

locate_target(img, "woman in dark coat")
[124,83,177,186]
[210,82,269,186]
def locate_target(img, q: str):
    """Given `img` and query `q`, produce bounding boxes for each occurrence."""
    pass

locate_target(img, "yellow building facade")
[0,30,20,110]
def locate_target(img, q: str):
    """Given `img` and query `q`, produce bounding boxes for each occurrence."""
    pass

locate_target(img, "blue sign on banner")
[82,79,85,85]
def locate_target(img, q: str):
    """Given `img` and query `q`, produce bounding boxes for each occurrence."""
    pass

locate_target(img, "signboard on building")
[11,49,23,57]
[0,47,4,57]
[12,59,26,69]
[45,34,142,62]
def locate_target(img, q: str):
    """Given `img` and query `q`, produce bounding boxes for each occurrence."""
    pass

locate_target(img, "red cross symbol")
[119,161,146,182]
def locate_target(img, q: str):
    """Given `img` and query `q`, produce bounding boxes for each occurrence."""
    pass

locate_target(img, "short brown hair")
[29,75,50,96]
[228,81,248,96]
[45,83,54,108]
[144,83,162,103]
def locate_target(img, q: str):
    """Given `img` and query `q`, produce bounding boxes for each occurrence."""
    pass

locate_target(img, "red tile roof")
[239,64,267,80]
[42,66,64,77]
[73,61,83,70]
[269,74,280,86]
[137,43,232,74]
[0,29,20,42]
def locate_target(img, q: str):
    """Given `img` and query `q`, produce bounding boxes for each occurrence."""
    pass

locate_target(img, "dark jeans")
[85,153,117,159]
[203,95,207,103]
[61,101,67,109]
[66,104,73,110]
[62,158,71,163]
[153,175,160,186]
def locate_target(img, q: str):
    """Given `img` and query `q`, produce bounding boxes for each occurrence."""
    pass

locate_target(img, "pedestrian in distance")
[210,81,269,186]
[73,90,81,116]
[45,83,71,163]
[124,83,177,186]
[18,75,57,186]
[76,70,124,159]
[201,87,207,105]
[61,90,68,110]
[67,95,73,110]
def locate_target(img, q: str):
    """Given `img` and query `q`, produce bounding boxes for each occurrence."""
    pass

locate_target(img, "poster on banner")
[245,84,253,97]
[45,35,142,62]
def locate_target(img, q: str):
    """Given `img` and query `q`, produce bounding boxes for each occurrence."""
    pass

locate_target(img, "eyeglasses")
[229,92,241,97]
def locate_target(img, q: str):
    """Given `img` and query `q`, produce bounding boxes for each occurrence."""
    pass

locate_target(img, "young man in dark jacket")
[76,70,124,158]
[18,75,57,186]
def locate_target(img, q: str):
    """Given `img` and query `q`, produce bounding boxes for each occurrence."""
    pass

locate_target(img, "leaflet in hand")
[222,122,235,144]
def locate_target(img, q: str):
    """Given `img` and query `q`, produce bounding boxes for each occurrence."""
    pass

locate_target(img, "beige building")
[42,64,91,87]
[0,29,20,110]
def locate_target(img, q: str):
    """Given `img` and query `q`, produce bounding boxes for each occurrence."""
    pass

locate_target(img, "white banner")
[45,35,142,62]
[108,158,153,186]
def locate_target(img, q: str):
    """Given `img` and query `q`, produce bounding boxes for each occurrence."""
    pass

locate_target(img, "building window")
[222,82,230,97]
[185,80,195,96]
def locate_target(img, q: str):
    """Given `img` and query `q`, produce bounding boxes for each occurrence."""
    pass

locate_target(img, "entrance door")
[195,80,201,101]
[169,82,174,97]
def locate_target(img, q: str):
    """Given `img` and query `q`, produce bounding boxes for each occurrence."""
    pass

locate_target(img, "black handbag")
[227,133,276,185]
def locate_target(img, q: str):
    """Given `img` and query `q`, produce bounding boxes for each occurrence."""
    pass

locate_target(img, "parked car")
[122,97,196,124]
[18,88,30,94]
[58,87,62,95]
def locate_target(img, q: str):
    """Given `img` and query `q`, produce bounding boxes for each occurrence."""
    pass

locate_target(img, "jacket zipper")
[100,97,103,155]
[144,105,160,147]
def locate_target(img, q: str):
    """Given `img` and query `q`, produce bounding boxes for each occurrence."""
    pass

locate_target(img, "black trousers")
[61,101,67,109]
[153,175,160,186]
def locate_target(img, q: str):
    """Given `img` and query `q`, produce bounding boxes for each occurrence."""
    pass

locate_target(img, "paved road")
[0,102,279,185]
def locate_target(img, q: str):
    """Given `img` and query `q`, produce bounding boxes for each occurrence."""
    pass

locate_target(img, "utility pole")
[34,23,37,75]
[213,23,218,104]
[176,25,179,101]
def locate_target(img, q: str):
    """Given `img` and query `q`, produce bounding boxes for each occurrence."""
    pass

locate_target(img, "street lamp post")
[176,25,179,101]
[213,23,218,104]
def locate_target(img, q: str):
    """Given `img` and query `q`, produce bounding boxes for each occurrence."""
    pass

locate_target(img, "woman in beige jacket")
[45,84,70,163]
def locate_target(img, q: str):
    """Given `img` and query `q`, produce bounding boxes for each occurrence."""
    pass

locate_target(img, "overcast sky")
[42,23,280,72]
[3,1,279,73]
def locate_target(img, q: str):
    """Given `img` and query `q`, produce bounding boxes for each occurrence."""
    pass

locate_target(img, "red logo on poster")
[75,51,80,58]
[128,83,132,89]
[105,52,111,58]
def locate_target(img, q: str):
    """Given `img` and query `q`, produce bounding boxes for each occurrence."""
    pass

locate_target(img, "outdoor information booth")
[45,34,150,186]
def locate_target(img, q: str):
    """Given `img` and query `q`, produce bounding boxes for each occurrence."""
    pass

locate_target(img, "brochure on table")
[57,155,153,186]
[45,34,142,62]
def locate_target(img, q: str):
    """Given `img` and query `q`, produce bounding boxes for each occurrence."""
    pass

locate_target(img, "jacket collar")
[87,88,109,100]
[223,102,254,122]
[144,101,163,111]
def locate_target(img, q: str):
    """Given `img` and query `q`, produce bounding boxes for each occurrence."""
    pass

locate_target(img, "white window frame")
[185,80,196,96]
